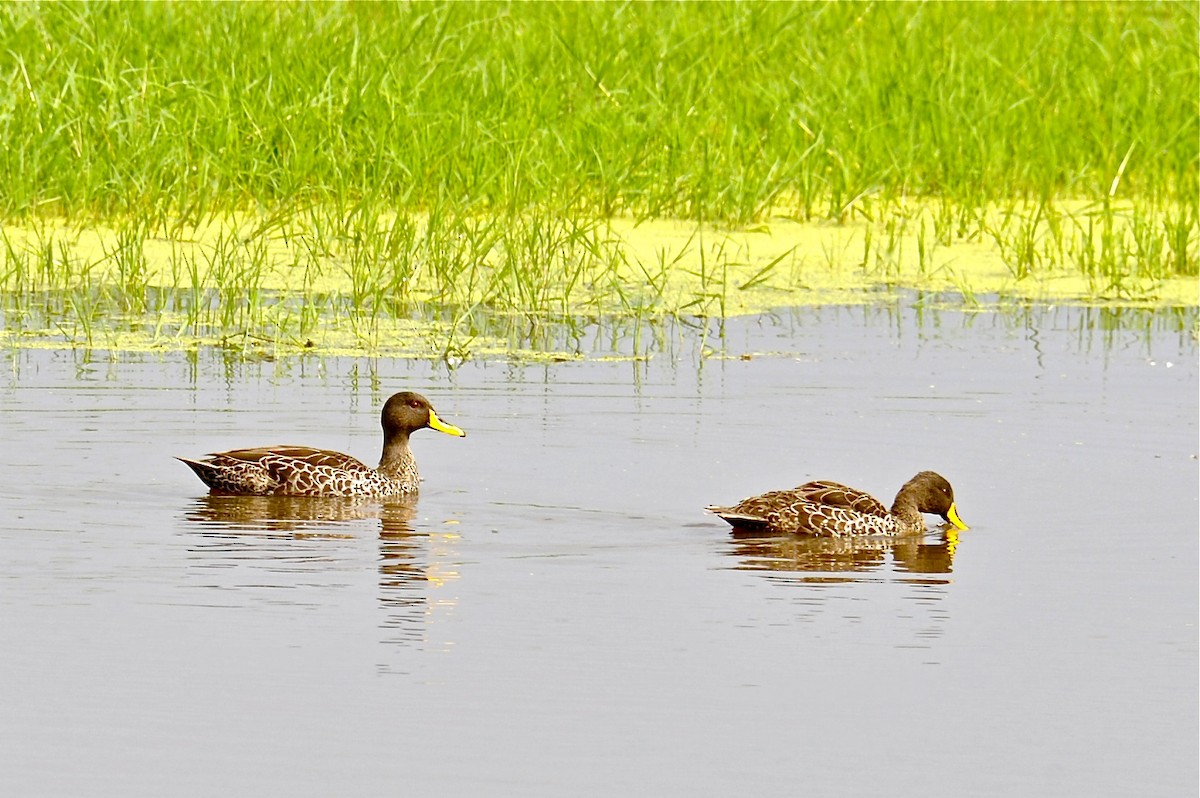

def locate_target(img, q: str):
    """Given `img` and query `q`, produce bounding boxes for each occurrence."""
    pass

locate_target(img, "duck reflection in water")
[725,527,961,583]
[184,493,417,532]
[182,494,453,647]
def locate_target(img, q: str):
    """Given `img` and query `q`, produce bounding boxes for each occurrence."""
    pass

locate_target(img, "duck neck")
[889,493,925,531]
[378,434,417,480]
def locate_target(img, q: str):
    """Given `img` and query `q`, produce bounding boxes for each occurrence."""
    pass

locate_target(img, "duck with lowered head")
[708,471,968,537]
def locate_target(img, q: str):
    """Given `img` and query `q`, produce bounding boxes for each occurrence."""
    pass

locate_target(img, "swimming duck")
[178,391,466,497]
[707,471,968,537]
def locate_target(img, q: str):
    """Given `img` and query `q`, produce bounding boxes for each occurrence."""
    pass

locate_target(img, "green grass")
[0,1,1196,359]
[1,1,1194,222]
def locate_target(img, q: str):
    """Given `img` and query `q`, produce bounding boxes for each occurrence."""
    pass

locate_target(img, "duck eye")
[408,400,421,409]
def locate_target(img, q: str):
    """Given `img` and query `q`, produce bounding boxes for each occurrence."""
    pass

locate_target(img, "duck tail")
[706,506,771,531]
[176,456,220,487]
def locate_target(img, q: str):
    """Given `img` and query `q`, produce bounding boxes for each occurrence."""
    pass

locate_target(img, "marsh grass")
[1,198,1194,358]
[0,2,1196,357]
[976,198,1198,298]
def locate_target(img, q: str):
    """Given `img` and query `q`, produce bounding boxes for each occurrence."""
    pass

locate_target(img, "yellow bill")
[946,502,968,530]
[428,409,467,438]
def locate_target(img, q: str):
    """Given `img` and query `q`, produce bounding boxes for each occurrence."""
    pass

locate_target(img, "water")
[1,303,1196,797]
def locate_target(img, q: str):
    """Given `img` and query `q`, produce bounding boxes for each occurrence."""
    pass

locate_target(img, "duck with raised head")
[178,391,466,497]
[707,471,968,537]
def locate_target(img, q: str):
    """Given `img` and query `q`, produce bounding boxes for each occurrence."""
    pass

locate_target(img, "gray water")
[1,304,1196,797]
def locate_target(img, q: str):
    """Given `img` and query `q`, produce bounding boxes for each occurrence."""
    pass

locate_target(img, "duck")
[707,470,967,537]
[178,391,466,497]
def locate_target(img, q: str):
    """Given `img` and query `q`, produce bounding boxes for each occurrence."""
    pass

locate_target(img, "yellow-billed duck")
[708,470,968,537]
[178,391,465,497]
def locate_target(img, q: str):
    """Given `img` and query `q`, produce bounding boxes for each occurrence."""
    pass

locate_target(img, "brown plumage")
[708,471,968,537]
[178,392,465,497]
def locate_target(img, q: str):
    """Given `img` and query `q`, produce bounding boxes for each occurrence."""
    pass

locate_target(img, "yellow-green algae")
[1,202,1195,360]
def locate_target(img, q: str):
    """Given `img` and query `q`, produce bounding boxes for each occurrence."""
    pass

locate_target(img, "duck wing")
[794,480,890,518]
[180,446,374,495]
[252,446,377,496]
[208,445,366,470]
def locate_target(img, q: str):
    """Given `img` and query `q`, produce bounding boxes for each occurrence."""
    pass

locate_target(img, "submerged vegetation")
[0,1,1196,358]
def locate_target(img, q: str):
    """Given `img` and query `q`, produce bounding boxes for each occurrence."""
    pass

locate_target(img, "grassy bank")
[0,1,1196,358]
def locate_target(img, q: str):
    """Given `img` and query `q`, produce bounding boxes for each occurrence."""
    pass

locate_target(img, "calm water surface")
[1,304,1196,797]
